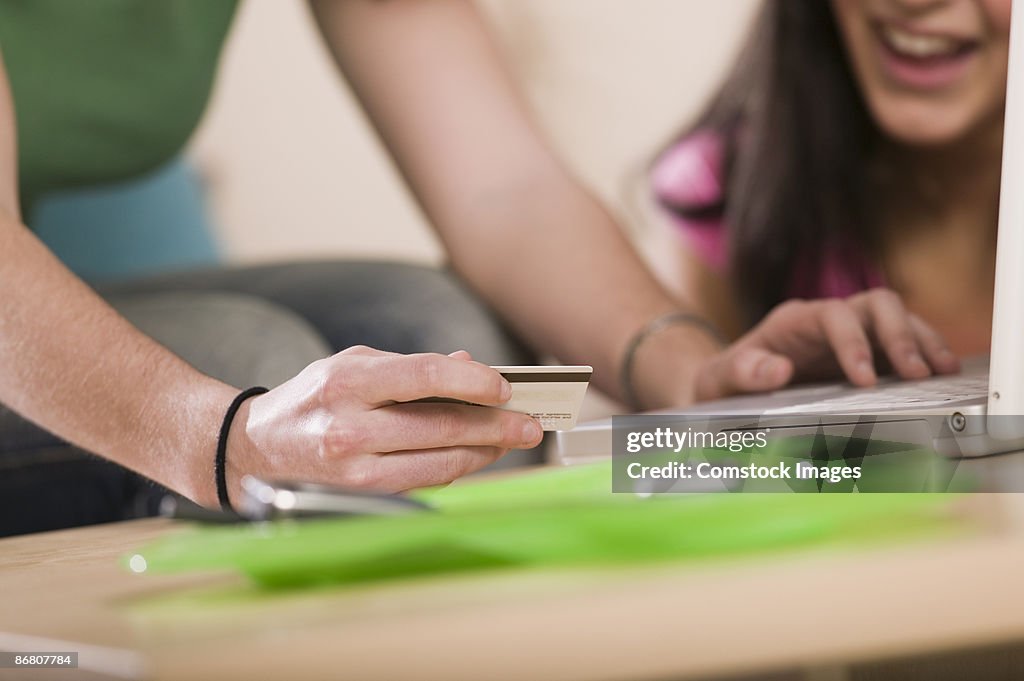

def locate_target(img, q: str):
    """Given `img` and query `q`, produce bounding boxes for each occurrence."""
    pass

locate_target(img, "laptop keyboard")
[763,374,989,415]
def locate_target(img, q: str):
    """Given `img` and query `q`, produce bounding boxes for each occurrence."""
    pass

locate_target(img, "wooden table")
[3,494,1024,680]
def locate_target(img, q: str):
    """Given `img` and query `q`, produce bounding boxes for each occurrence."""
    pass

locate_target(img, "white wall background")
[188,0,759,264]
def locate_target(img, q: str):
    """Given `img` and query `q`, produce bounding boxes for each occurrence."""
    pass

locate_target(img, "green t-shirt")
[0,0,238,214]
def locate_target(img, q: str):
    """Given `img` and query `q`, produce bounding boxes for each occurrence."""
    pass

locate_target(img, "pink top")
[650,132,885,299]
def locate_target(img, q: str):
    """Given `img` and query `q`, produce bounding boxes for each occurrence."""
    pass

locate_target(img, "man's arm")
[0,54,237,504]
[0,51,539,507]
[308,0,723,409]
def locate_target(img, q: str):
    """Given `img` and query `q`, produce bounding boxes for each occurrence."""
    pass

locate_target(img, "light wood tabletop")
[3,493,1024,681]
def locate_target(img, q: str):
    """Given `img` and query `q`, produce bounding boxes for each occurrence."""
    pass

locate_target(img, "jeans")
[0,261,533,537]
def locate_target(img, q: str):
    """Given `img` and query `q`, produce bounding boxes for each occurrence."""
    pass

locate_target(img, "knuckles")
[430,408,468,446]
[316,356,372,407]
[431,408,522,449]
[442,449,468,482]
[317,346,390,404]
[408,353,505,404]
[863,287,901,307]
[320,420,370,459]
[332,463,377,490]
[339,345,377,357]
[818,298,864,327]
[819,297,846,313]
[443,447,504,483]
[409,354,444,392]
[770,298,808,322]
[486,373,509,404]
[316,371,345,407]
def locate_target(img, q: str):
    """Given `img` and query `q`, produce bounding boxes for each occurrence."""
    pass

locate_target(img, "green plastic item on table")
[129,461,973,590]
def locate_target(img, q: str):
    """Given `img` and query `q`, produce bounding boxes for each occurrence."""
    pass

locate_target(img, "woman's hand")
[694,288,961,402]
[224,346,543,503]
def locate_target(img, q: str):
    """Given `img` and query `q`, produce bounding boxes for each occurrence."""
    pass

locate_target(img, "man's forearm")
[0,217,237,504]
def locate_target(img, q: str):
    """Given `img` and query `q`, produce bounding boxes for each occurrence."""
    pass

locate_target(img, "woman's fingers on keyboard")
[695,346,794,400]
[818,299,877,386]
[908,314,961,375]
[854,289,933,380]
[701,289,959,400]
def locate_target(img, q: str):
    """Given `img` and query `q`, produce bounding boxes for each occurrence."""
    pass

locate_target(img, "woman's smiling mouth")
[873,21,980,90]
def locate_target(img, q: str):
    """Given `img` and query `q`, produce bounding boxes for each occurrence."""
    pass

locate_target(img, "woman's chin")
[876,113,980,149]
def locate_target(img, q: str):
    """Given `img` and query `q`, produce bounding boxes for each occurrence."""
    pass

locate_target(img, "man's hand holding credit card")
[412,366,592,430]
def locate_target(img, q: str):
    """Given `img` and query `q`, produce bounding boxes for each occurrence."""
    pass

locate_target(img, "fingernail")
[857,359,875,380]
[756,357,784,381]
[501,380,513,402]
[907,352,929,373]
[522,420,542,444]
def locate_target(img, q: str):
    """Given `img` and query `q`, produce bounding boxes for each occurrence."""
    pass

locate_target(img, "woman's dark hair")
[661,1,878,323]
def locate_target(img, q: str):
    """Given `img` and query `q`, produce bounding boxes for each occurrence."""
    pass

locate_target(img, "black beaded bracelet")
[215,386,269,511]
[619,312,725,412]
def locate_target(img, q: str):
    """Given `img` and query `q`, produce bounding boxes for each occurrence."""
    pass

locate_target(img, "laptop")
[557,5,1024,465]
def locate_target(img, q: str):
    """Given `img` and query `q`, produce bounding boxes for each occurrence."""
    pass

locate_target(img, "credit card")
[410,365,593,431]
[493,365,592,431]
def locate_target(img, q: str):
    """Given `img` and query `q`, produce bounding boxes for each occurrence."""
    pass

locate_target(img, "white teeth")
[882,25,962,58]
